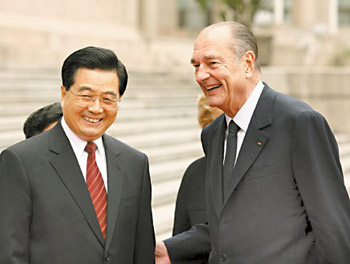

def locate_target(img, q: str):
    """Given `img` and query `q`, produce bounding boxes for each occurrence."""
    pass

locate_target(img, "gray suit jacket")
[0,122,155,264]
[165,84,350,263]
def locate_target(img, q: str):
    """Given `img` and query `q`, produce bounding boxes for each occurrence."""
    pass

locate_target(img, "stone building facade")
[0,0,349,68]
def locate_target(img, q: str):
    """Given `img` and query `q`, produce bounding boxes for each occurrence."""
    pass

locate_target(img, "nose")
[195,65,210,83]
[88,97,104,113]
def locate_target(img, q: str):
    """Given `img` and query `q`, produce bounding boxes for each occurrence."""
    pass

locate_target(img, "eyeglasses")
[69,89,120,110]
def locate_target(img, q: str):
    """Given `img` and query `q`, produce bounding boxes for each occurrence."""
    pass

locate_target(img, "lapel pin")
[257,141,262,146]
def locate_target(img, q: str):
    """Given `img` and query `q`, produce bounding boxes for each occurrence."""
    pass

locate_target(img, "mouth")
[83,116,102,123]
[205,84,222,92]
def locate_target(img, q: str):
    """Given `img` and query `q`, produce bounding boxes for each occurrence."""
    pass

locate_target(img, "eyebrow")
[190,55,220,65]
[77,86,93,92]
[77,86,117,97]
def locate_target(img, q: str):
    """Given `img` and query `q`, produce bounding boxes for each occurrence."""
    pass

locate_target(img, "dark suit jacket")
[0,122,155,264]
[165,84,350,264]
[173,156,209,264]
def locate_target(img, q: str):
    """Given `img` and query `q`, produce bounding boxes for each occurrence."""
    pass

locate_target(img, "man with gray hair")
[156,22,350,264]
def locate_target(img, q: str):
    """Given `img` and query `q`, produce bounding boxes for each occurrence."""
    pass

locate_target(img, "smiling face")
[191,26,254,117]
[61,68,120,142]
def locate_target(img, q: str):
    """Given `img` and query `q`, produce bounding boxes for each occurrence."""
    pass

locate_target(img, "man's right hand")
[155,241,171,264]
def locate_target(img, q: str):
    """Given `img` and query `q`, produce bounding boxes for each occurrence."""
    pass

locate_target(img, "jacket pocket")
[120,195,139,208]
[245,163,282,181]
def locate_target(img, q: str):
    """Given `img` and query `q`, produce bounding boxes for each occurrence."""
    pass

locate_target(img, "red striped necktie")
[85,142,107,239]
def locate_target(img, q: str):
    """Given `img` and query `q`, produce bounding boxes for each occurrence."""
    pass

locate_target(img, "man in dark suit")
[0,46,155,264]
[156,22,350,263]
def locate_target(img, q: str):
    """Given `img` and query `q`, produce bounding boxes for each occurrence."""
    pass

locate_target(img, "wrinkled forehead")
[192,28,234,61]
[196,25,231,43]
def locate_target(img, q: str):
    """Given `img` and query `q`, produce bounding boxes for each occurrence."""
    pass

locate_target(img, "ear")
[243,51,255,78]
[60,85,67,107]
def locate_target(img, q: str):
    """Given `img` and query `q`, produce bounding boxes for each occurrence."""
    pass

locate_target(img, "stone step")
[146,141,202,165]
[109,116,198,136]
[342,155,350,192]
[118,128,200,150]
[150,156,202,183]
[152,177,182,207]
[339,142,350,158]
[152,201,175,240]
[336,133,350,145]
[0,67,192,81]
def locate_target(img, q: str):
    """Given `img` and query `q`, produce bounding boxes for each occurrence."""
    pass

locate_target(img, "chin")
[80,131,103,142]
[207,98,221,108]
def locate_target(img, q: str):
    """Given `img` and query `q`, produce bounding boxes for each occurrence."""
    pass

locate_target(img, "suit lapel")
[49,123,105,246]
[222,85,276,207]
[103,135,125,250]
[208,115,226,217]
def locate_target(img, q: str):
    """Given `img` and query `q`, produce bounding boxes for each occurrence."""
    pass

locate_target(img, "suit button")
[104,254,110,262]
[220,254,227,262]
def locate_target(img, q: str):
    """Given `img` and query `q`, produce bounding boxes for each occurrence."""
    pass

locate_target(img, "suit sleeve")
[165,223,210,261]
[292,110,350,263]
[133,155,155,264]
[0,149,31,264]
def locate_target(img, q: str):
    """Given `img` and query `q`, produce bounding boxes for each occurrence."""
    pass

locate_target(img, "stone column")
[291,0,317,28]
[292,0,338,34]
[158,0,178,35]
[273,0,284,25]
[328,0,338,35]
[140,0,159,38]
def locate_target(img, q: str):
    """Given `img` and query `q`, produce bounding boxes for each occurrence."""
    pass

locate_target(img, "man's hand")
[155,241,171,264]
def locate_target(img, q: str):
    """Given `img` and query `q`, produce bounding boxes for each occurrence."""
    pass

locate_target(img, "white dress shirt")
[224,81,264,163]
[61,117,108,191]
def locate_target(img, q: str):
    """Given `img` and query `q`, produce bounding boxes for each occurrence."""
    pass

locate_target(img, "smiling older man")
[156,22,350,264]
[0,46,155,264]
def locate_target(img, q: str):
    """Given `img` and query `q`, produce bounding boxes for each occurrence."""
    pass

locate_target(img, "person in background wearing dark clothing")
[172,94,222,264]
[0,46,155,264]
[23,102,63,139]
[156,21,350,264]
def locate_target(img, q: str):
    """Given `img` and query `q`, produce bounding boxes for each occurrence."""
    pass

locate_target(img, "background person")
[23,102,63,139]
[0,46,155,264]
[172,94,222,263]
[156,21,350,264]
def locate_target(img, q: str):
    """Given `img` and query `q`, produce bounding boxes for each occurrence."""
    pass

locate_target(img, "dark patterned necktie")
[223,120,239,203]
[85,142,107,239]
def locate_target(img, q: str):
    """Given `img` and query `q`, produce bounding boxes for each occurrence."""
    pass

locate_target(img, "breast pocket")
[245,163,282,181]
[120,195,139,208]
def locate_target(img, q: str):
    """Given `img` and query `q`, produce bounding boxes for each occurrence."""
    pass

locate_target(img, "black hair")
[23,102,63,139]
[61,46,128,96]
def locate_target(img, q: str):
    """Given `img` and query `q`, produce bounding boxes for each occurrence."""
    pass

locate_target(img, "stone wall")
[0,0,184,68]
[262,66,350,134]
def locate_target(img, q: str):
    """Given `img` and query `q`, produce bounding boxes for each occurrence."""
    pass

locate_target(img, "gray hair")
[206,21,261,72]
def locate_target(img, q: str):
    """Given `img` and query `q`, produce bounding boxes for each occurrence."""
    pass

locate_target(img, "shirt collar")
[61,117,105,157]
[225,81,264,132]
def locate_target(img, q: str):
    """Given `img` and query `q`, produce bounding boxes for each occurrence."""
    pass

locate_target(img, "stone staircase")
[0,67,349,242]
[0,67,203,241]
